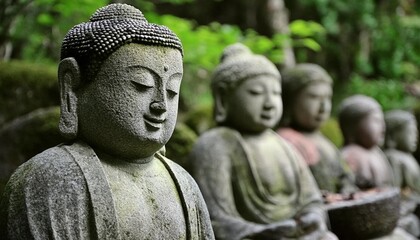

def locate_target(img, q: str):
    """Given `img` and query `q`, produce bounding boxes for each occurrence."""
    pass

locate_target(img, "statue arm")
[401,155,420,198]
[385,150,404,188]
[337,154,359,194]
[287,142,329,238]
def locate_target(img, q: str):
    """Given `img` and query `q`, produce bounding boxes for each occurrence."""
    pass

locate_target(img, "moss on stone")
[320,118,344,147]
[0,60,59,126]
[165,122,197,172]
[183,103,215,135]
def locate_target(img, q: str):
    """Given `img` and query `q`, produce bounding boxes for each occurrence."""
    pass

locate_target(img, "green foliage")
[371,15,420,81]
[146,13,323,110]
[298,0,377,34]
[6,0,107,62]
[342,75,417,112]
[290,20,325,51]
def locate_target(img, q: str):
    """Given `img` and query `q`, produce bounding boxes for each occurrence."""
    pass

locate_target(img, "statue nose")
[150,101,167,113]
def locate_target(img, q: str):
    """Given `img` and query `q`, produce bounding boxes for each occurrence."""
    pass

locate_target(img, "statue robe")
[189,127,325,240]
[0,141,214,240]
[278,128,357,194]
[385,149,420,237]
[341,144,395,190]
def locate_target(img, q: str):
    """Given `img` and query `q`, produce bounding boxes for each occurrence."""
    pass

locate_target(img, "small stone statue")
[277,63,357,195]
[338,96,416,240]
[0,4,214,239]
[384,110,420,237]
[338,95,394,189]
[189,43,336,240]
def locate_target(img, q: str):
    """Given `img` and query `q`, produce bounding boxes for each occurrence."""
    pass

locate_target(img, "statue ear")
[58,57,81,139]
[214,85,229,124]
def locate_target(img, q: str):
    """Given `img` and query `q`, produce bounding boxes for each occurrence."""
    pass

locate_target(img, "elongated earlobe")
[214,86,228,124]
[58,58,80,139]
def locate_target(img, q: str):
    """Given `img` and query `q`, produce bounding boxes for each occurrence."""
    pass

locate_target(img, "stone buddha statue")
[0,4,214,239]
[338,95,394,190]
[277,63,357,195]
[189,43,336,240]
[384,110,420,237]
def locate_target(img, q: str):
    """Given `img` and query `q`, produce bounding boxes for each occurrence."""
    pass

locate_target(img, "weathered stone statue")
[338,95,394,190]
[384,110,420,237]
[337,96,416,240]
[0,4,214,239]
[277,63,357,195]
[189,43,336,240]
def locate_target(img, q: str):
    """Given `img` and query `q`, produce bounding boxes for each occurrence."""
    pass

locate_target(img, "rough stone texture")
[278,63,357,194]
[384,110,420,237]
[326,188,400,240]
[0,3,214,239]
[189,43,336,240]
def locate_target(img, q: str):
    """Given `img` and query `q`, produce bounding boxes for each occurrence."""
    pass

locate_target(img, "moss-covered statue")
[189,43,337,240]
[0,4,214,239]
[277,64,357,195]
[384,110,420,237]
[338,95,394,190]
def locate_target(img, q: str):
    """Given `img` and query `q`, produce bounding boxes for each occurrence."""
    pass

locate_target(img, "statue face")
[291,82,332,131]
[225,75,282,133]
[77,44,183,159]
[355,109,385,148]
[395,120,418,152]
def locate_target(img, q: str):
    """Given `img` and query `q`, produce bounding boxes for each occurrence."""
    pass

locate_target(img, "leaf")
[294,38,321,51]
[37,13,54,26]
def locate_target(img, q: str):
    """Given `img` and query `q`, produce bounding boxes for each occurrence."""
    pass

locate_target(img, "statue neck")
[95,149,155,165]
[289,122,319,134]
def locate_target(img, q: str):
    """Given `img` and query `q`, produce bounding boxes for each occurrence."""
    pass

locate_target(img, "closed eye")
[131,81,153,92]
[248,89,263,95]
[167,89,178,98]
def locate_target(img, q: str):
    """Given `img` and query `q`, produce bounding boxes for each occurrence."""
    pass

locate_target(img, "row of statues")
[1,3,419,240]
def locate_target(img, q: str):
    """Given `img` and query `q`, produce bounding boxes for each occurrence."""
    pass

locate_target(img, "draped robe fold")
[0,141,214,240]
[189,127,325,240]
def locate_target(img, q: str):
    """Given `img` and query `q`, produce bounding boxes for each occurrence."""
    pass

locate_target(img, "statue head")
[338,95,385,148]
[211,43,282,133]
[281,63,333,131]
[58,3,183,159]
[384,110,418,152]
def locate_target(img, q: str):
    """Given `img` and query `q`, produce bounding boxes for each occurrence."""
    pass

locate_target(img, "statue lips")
[261,112,275,121]
[144,115,166,130]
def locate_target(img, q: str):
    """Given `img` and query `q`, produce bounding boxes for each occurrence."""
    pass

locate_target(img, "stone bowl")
[326,188,400,240]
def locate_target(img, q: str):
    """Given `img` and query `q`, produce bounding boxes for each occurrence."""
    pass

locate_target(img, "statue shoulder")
[194,127,242,148]
[5,144,86,194]
[190,127,244,163]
